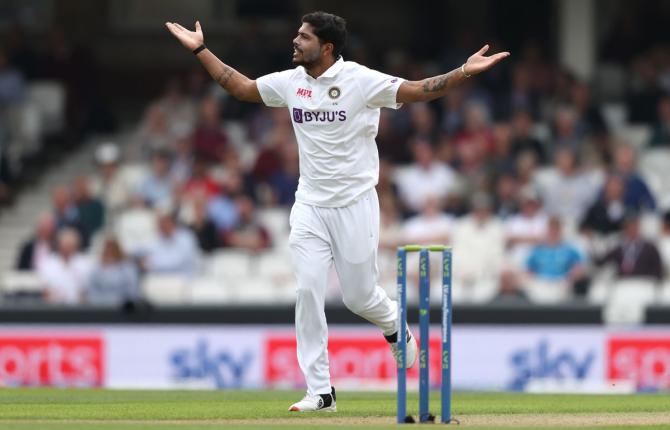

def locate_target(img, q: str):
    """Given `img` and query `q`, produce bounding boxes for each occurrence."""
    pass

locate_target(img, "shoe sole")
[289,405,337,412]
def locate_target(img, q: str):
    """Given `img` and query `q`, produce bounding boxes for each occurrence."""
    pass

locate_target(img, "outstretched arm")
[165,21,262,103]
[397,44,510,103]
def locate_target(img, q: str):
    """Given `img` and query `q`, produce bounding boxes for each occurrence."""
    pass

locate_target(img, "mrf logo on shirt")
[292,108,347,124]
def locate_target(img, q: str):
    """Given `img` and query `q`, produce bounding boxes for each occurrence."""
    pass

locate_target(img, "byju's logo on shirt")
[296,88,312,98]
[292,108,347,124]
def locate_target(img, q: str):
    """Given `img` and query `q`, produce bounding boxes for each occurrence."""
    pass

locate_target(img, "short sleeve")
[354,65,405,109]
[256,70,294,108]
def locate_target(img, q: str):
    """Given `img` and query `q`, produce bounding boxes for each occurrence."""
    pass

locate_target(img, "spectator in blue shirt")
[526,217,589,296]
[137,150,174,208]
[143,211,200,277]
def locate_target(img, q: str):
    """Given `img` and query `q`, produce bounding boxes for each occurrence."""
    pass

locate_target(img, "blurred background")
[1,0,670,392]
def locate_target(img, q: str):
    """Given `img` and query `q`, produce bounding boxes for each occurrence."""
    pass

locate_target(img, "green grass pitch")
[1,389,669,429]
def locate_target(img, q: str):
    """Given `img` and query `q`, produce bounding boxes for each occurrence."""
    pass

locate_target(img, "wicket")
[396,244,453,424]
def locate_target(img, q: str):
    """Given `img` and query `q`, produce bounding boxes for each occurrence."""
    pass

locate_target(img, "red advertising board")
[265,334,443,387]
[0,335,104,387]
[607,336,670,390]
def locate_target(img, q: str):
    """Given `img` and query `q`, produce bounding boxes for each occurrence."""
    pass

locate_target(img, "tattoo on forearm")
[215,65,234,87]
[422,69,459,93]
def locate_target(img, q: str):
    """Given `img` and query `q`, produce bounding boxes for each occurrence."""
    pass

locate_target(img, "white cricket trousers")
[288,187,398,396]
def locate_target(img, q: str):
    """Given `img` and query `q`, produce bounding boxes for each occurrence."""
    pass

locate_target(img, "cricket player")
[166,11,508,412]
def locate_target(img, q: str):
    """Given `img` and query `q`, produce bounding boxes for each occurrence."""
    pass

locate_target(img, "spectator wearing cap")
[87,236,140,306]
[526,217,589,296]
[580,174,627,235]
[137,150,175,208]
[143,211,200,277]
[38,228,93,304]
[16,213,56,271]
[594,213,663,281]
[90,143,132,220]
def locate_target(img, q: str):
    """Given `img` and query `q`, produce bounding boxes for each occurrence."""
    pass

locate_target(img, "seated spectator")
[402,196,454,245]
[137,149,175,208]
[207,192,240,233]
[493,173,519,220]
[221,197,271,252]
[170,133,194,187]
[580,174,627,235]
[571,81,608,138]
[17,213,56,270]
[0,48,25,104]
[87,236,140,306]
[395,138,459,215]
[131,104,174,158]
[453,101,496,167]
[659,211,670,275]
[268,140,299,206]
[505,187,548,267]
[612,144,656,211]
[155,77,197,137]
[452,193,505,291]
[378,194,404,251]
[73,175,105,235]
[593,213,663,282]
[143,211,200,277]
[181,155,221,200]
[38,228,93,305]
[492,270,529,304]
[191,97,229,163]
[648,95,670,147]
[526,217,588,295]
[536,147,602,220]
[90,143,132,220]
[0,136,13,204]
[183,190,220,253]
[52,185,89,249]
[115,194,159,256]
[551,105,583,153]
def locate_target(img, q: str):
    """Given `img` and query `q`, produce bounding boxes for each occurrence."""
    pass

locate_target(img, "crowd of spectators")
[6,16,670,306]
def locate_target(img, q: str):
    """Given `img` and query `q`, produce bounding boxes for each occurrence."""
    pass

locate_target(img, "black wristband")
[193,44,206,55]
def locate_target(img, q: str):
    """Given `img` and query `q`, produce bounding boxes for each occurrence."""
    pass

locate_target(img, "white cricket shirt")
[256,57,404,207]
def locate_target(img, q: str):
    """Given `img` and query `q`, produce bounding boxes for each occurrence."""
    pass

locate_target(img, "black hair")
[301,11,347,59]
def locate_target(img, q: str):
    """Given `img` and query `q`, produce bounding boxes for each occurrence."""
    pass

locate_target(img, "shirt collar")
[301,56,345,80]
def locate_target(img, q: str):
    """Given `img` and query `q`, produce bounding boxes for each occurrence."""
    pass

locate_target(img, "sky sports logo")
[292,108,346,124]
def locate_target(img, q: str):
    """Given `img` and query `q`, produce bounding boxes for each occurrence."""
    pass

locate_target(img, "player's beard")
[293,47,320,68]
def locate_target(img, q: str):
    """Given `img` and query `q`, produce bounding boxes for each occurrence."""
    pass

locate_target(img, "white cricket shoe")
[390,328,418,368]
[288,387,337,412]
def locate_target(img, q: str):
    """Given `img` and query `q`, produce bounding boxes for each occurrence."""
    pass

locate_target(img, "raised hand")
[165,21,204,51]
[464,45,510,76]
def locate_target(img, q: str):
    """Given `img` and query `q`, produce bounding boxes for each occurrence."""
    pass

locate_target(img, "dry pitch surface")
[1,389,669,429]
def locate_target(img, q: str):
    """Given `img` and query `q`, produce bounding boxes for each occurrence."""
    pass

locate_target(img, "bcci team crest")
[328,86,341,99]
